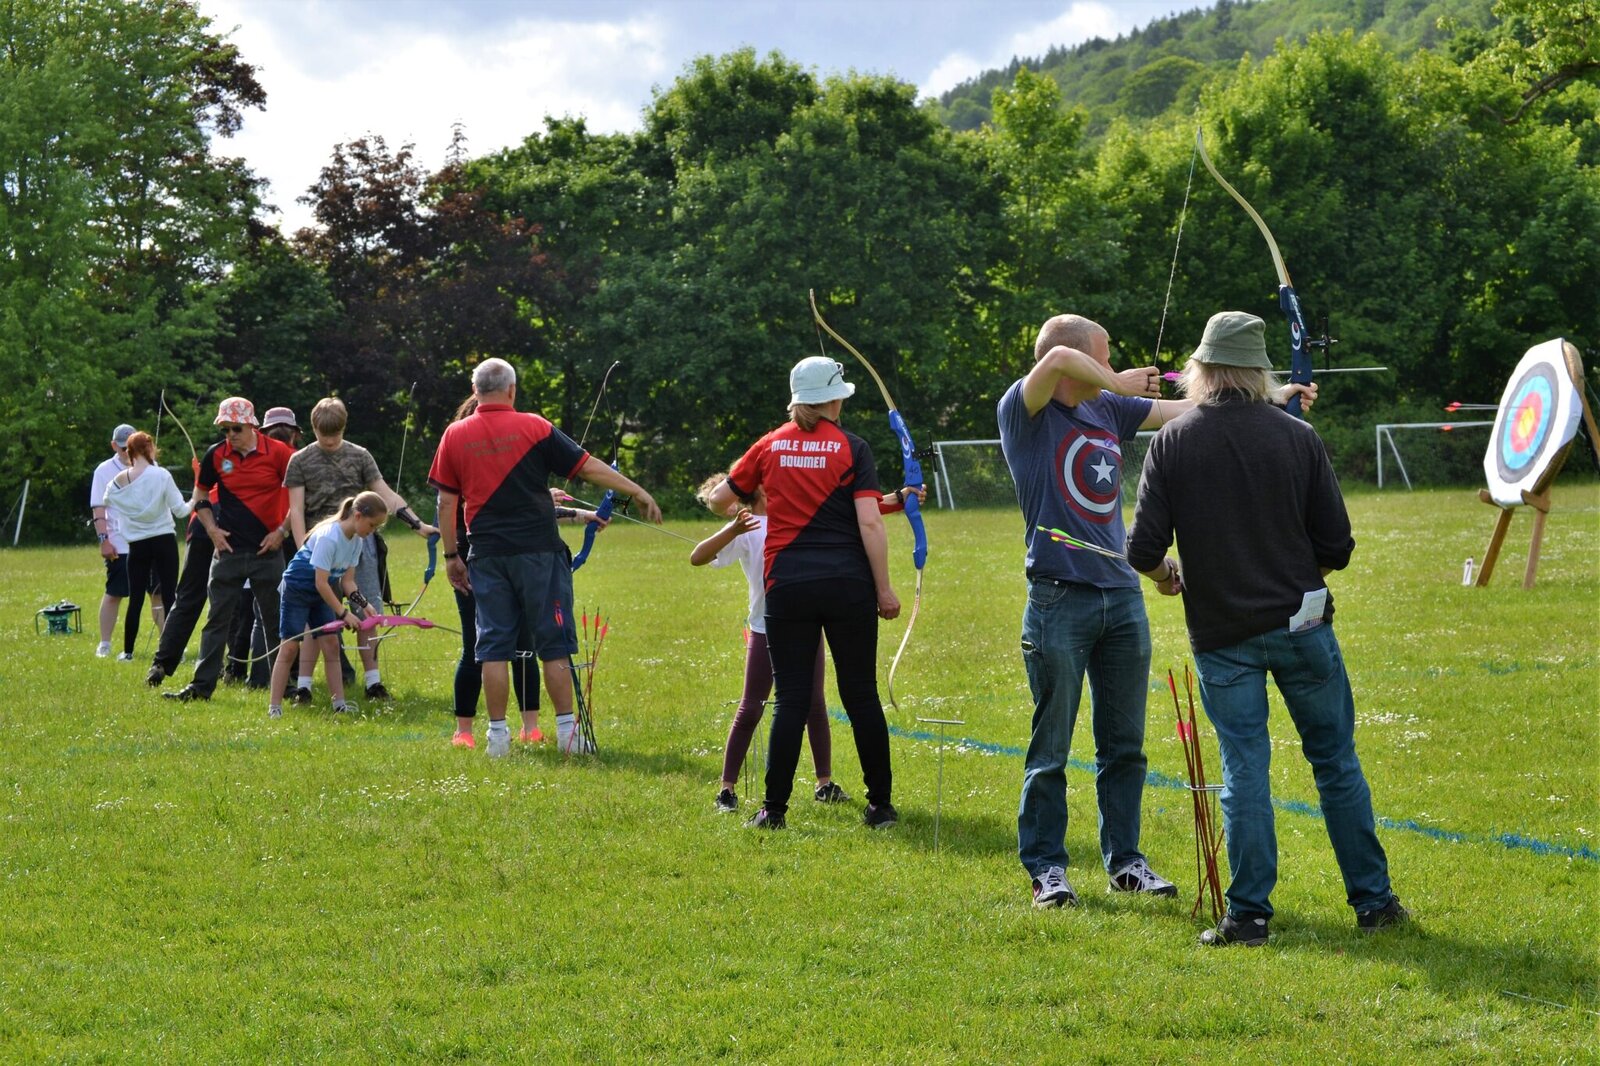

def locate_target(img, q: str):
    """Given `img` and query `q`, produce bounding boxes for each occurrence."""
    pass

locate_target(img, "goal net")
[1375,421,1494,489]
[930,434,1155,510]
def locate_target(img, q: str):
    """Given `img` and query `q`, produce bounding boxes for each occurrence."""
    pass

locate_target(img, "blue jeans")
[1018,581,1152,876]
[1195,623,1393,919]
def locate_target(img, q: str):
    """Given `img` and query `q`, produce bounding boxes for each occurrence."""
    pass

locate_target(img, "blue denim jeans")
[1195,623,1393,919]
[1018,581,1152,876]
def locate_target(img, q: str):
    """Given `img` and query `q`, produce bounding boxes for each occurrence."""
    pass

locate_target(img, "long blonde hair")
[1178,360,1276,405]
[309,490,389,539]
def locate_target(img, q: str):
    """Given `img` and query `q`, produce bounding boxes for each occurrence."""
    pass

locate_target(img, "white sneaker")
[486,728,511,758]
[1031,865,1077,909]
[115,652,133,662]
[561,732,595,756]
[96,642,111,658]
[1108,858,1179,897]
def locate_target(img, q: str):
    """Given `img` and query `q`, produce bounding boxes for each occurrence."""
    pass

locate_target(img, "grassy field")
[1,485,1595,1062]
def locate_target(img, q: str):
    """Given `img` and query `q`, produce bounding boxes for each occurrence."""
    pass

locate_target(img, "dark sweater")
[1127,392,1354,652]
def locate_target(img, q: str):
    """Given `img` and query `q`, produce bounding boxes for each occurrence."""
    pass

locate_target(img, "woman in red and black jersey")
[708,356,903,830]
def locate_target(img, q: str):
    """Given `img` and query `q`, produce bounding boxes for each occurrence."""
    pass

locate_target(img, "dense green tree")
[0,0,262,541]
[583,55,1000,498]
[292,131,569,484]
[468,117,662,440]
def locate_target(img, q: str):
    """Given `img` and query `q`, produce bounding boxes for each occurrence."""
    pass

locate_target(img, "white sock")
[296,676,312,691]
[556,712,576,749]
[364,669,380,687]
[487,719,509,737]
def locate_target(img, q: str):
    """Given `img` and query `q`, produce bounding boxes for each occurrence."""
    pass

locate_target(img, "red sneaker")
[451,731,476,749]
[519,728,544,744]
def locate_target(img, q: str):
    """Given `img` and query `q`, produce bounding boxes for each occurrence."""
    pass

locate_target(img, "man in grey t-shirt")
[997,313,1188,911]
[285,397,438,703]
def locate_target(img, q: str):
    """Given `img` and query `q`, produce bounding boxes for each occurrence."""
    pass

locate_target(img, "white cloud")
[918,1,1129,100]
[202,1,671,233]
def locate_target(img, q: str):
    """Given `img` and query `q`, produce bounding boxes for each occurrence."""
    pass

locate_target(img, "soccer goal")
[931,434,1156,510]
[1374,422,1493,489]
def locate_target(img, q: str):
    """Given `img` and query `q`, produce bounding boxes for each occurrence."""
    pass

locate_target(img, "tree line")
[1,0,1595,542]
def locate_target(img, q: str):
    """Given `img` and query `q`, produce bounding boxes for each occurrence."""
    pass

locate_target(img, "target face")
[1054,428,1123,523]
[1483,338,1581,506]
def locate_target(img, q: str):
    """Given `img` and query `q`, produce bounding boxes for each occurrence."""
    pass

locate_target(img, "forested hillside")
[2,0,1596,541]
[929,0,1501,130]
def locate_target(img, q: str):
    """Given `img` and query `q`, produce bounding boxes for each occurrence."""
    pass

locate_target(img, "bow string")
[809,288,927,710]
[570,360,623,573]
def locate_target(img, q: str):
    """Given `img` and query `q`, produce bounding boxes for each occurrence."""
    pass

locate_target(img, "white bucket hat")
[790,356,856,405]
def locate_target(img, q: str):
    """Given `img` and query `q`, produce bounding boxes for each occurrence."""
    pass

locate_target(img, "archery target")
[1483,338,1582,506]
[1054,428,1123,522]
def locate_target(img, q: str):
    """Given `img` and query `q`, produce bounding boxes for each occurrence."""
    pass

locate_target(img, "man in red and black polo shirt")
[163,397,293,701]
[429,357,662,757]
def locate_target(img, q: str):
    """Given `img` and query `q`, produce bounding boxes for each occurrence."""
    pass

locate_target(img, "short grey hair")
[472,357,516,395]
[1178,359,1276,405]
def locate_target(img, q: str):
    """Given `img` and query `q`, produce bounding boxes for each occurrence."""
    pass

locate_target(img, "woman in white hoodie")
[103,432,192,660]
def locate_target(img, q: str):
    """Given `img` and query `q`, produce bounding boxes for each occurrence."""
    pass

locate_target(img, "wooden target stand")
[1476,339,1600,589]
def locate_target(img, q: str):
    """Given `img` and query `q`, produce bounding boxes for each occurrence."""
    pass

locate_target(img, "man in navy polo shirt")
[163,397,294,702]
[429,358,661,757]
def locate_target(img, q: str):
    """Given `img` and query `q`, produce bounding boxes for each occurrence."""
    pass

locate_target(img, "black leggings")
[152,532,213,673]
[124,534,179,656]
[453,587,535,717]
[763,579,892,815]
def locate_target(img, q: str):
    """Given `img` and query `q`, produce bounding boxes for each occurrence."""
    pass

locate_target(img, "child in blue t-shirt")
[268,491,388,717]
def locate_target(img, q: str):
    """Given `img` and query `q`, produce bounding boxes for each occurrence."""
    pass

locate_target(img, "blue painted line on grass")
[836,711,1600,864]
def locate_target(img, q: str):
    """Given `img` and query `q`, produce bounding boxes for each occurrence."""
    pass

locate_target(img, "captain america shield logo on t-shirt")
[1054,428,1122,522]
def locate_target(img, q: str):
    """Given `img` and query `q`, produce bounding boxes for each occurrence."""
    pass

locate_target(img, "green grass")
[1,485,1595,1062]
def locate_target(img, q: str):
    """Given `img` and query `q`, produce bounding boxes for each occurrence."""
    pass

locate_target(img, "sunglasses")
[220,424,248,434]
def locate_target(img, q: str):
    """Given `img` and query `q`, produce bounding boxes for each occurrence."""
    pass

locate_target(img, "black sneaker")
[1357,897,1411,933]
[715,788,738,813]
[745,807,785,830]
[365,682,391,701]
[291,687,313,706]
[145,664,166,688]
[1199,913,1270,947]
[862,803,899,829]
[162,684,212,703]
[814,781,850,803]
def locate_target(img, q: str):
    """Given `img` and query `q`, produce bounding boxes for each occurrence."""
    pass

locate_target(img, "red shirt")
[428,403,588,558]
[727,418,880,590]
[196,432,291,554]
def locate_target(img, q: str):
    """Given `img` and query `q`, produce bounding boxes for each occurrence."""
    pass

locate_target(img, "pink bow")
[317,614,442,634]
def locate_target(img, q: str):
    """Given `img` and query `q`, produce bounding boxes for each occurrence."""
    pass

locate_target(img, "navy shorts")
[104,554,160,597]
[469,551,576,662]
[278,581,339,642]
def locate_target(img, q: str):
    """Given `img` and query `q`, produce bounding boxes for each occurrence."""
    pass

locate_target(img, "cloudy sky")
[196,0,1208,233]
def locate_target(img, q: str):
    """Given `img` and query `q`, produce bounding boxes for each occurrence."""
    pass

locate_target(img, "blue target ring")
[1499,372,1554,474]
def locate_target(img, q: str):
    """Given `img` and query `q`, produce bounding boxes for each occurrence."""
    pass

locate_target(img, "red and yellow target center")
[1510,394,1543,451]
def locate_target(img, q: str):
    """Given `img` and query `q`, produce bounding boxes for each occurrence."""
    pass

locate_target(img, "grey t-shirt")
[284,441,382,525]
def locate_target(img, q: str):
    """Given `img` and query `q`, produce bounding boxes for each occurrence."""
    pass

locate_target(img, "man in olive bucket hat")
[1127,311,1407,946]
